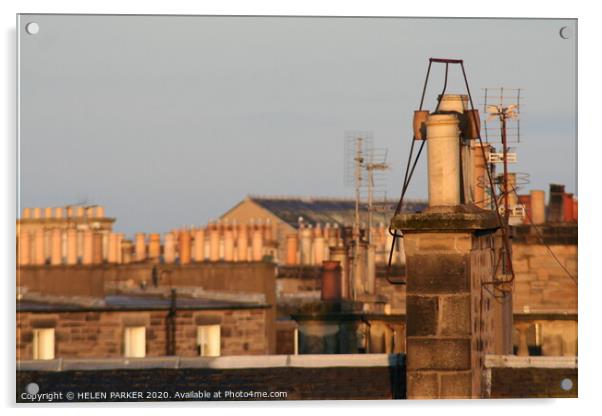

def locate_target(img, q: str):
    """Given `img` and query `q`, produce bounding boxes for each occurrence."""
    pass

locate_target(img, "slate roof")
[248,196,427,229]
[17,294,268,313]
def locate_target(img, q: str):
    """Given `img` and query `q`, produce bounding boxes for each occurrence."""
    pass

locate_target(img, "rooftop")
[245,195,427,229]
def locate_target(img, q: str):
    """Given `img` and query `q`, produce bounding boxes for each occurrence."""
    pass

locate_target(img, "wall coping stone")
[392,204,500,232]
[484,355,577,369]
[17,354,405,372]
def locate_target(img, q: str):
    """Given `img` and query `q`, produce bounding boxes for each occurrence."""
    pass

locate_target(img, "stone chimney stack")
[391,95,511,399]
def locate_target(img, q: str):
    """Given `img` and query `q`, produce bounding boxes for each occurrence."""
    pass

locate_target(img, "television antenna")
[484,91,522,224]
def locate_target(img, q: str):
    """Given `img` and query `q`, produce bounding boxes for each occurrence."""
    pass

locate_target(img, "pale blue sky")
[18,15,577,236]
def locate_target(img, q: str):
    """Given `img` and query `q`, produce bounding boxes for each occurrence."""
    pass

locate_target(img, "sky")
[18,15,577,237]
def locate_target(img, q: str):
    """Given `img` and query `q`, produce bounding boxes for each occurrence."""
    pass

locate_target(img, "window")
[33,328,55,360]
[124,326,146,358]
[197,325,220,357]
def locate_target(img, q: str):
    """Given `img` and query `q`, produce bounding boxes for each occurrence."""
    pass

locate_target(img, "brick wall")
[17,308,268,361]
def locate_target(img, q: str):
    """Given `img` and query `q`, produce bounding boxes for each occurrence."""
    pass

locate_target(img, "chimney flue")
[426,113,461,207]
[321,260,342,301]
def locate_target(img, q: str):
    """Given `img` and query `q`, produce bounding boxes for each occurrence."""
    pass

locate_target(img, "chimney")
[54,207,64,219]
[209,223,221,261]
[530,190,546,224]
[148,233,161,261]
[313,223,325,265]
[517,194,531,225]
[44,207,53,219]
[121,239,133,264]
[390,94,512,399]
[321,260,342,301]
[75,206,85,218]
[92,232,103,264]
[163,232,176,263]
[116,234,124,263]
[548,184,565,222]
[299,224,313,265]
[471,143,492,209]
[236,224,248,262]
[95,206,105,218]
[22,207,31,219]
[107,233,118,263]
[179,229,191,264]
[82,230,93,265]
[50,229,62,265]
[193,228,205,262]
[329,246,349,299]
[563,193,574,223]
[573,198,578,222]
[426,114,461,206]
[223,225,234,261]
[66,228,78,265]
[251,224,264,261]
[135,233,146,262]
[285,233,298,265]
[32,207,42,219]
[18,229,31,266]
[32,229,45,265]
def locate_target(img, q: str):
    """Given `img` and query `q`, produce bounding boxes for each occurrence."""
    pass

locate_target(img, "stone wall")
[16,354,577,402]
[17,355,405,402]
[17,308,268,361]
[512,242,577,313]
[484,355,577,398]
[18,262,278,353]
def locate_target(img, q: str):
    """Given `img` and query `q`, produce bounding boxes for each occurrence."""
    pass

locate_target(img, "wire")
[510,185,578,285]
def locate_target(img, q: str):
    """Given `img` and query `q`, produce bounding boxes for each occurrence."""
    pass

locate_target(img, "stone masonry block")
[440,371,473,398]
[407,371,439,399]
[407,295,439,336]
[406,254,470,294]
[439,295,471,336]
[416,233,468,252]
[407,338,471,371]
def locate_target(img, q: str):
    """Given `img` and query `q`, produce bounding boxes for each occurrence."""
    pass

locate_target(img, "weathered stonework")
[393,204,509,399]
[17,308,268,360]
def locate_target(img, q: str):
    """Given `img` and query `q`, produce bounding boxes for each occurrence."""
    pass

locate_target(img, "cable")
[510,185,578,285]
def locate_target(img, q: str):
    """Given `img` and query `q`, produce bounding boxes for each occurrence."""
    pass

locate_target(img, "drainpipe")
[166,289,177,356]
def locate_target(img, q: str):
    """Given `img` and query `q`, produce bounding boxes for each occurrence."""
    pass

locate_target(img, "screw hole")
[560,378,573,391]
[25,22,39,35]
